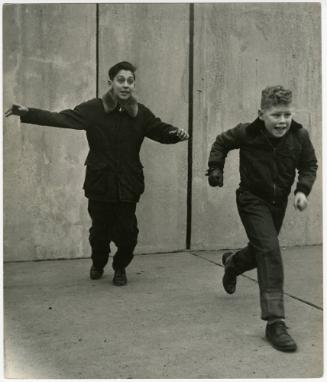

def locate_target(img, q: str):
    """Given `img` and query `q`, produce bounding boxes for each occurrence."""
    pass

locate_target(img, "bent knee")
[253,238,280,256]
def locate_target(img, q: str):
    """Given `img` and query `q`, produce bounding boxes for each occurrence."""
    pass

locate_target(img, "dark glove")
[207,168,223,187]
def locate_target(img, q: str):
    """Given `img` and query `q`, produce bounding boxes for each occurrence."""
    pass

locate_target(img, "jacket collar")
[102,89,138,118]
[247,117,302,136]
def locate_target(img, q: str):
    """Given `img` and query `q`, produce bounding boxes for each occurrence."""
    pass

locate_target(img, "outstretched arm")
[143,107,189,144]
[5,103,88,130]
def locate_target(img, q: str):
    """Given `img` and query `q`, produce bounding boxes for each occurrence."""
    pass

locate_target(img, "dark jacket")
[208,118,318,204]
[21,92,183,202]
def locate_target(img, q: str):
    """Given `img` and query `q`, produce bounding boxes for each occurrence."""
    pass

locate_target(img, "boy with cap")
[5,61,189,286]
[207,85,317,352]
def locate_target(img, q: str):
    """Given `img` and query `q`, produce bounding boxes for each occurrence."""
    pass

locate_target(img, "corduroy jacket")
[21,91,183,203]
[208,118,318,204]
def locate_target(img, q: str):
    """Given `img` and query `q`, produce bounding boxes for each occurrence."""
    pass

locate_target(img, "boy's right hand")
[208,168,223,187]
[5,104,29,117]
[294,192,308,211]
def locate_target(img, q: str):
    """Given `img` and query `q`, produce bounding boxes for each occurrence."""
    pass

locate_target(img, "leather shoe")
[266,321,297,352]
[222,252,237,294]
[90,265,104,280]
[113,268,127,286]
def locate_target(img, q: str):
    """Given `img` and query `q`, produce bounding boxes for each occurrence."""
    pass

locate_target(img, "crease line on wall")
[96,3,99,98]
[186,3,194,250]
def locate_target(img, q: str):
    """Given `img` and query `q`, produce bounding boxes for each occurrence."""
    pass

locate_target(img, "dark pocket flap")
[84,159,109,170]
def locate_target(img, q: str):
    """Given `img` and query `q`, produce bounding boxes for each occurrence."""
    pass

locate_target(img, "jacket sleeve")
[20,104,88,130]
[295,129,318,196]
[142,106,182,144]
[208,124,244,170]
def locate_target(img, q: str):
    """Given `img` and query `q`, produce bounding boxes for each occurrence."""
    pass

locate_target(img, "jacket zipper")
[116,109,122,200]
[273,183,276,205]
[261,130,278,204]
[272,147,276,204]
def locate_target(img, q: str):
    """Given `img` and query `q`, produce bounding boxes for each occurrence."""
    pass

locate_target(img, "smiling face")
[258,104,294,138]
[109,70,135,101]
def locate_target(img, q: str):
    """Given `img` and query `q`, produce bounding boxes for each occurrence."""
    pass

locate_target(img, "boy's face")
[108,70,135,100]
[258,104,294,138]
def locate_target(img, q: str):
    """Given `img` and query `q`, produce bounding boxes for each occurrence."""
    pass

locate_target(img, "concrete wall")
[3,4,96,261]
[3,3,322,261]
[192,3,322,250]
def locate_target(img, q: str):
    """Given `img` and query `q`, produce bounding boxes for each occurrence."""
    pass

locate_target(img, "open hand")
[169,128,189,141]
[294,192,308,211]
[5,104,29,117]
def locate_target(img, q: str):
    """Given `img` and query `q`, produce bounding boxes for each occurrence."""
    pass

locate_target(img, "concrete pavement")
[3,246,323,379]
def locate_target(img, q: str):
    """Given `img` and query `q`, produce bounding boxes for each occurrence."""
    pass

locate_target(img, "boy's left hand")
[294,192,308,211]
[170,128,189,141]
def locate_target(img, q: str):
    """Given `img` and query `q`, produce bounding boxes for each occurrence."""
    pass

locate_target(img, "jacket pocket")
[83,167,108,194]
[134,165,145,192]
[84,158,109,170]
[277,148,299,178]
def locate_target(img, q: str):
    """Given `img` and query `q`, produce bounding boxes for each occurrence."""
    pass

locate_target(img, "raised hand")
[5,104,29,118]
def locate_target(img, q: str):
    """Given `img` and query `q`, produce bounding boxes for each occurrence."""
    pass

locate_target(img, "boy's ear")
[108,79,112,88]
[258,109,263,120]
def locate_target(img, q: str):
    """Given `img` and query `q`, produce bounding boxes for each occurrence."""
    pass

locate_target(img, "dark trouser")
[88,199,139,271]
[233,189,288,321]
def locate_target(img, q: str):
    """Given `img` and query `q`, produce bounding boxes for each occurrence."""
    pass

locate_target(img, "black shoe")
[266,321,297,352]
[90,265,104,280]
[113,268,127,286]
[222,252,237,294]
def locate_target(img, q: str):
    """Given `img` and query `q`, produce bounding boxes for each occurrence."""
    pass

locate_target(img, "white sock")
[267,318,284,325]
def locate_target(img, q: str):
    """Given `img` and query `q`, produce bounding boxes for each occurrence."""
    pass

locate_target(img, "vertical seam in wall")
[96,3,99,98]
[186,3,194,250]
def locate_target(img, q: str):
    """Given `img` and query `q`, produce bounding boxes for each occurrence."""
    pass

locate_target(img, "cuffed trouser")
[88,199,139,271]
[232,189,288,320]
